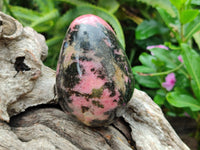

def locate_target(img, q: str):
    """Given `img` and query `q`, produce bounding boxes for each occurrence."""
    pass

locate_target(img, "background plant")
[133,0,200,142]
[1,0,200,146]
[2,0,136,69]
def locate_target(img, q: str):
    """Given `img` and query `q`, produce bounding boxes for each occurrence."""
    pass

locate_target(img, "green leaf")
[170,0,181,9]
[181,43,200,99]
[149,48,177,68]
[134,83,141,90]
[132,66,160,88]
[134,74,160,88]
[33,22,54,32]
[167,92,200,111]
[174,87,190,95]
[55,5,125,48]
[139,53,156,68]
[156,7,180,32]
[30,9,59,28]
[180,9,199,24]
[170,0,186,10]
[154,94,165,105]
[151,59,165,68]
[138,0,176,17]
[191,80,200,100]
[55,0,89,6]
[10,6,41,25]
[193,31,200,50]
[97,0,119,14]
[135,36,163,50]
[175,74,190,88]
[184,14,200,41]
[136,20,168,40]
[46,36,63,47]
[33,0,55,13]
[154,89,166,105]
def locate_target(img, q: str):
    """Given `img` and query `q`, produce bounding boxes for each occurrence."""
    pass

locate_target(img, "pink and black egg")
[56,14,134,127]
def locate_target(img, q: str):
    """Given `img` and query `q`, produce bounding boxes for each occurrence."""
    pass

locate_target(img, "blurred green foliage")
[1,0,166,69]
[133,0,200,142]
[2,0,139,69]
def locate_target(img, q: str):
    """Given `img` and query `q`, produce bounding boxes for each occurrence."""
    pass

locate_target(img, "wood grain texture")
[122,89,190,150]
[0,12,56,122]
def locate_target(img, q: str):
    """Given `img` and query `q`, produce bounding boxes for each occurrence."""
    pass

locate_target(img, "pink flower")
[162,73,176,91]
[146,45,169,50]
[178,55,183,63]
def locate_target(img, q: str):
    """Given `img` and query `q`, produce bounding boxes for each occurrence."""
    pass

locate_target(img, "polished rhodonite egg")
[56,14,134,127]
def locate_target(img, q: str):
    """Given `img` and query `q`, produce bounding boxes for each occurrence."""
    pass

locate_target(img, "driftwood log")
[0,11,190,150]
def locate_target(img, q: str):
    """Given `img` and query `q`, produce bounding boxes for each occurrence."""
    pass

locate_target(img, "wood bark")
[0,11,190,150]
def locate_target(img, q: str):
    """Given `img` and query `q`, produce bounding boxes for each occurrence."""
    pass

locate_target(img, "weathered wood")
[9,107,133,150]
[0,11,191,150]
[122,89,190,150]
[0,120,79,150]
[0,12,56,122]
